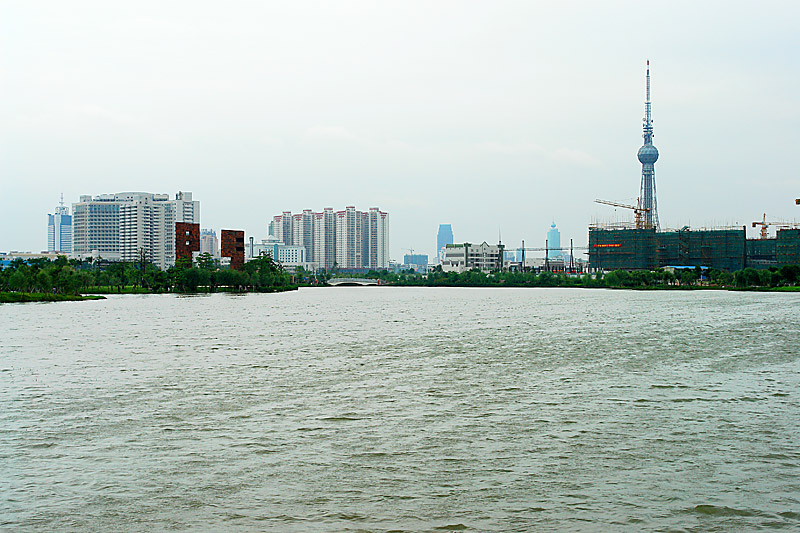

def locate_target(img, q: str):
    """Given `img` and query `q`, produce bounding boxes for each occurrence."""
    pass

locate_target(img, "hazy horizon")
[2,1,799,260]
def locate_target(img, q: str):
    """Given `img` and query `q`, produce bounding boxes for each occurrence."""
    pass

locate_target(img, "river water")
[1,287,799,531]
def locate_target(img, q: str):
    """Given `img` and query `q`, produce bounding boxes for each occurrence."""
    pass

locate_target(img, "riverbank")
[84,285,299,295]
[0,292,106,304]
[374,282,799,292]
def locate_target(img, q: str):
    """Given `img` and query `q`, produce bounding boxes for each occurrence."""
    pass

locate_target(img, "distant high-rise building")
[200,229,219,256]
[293,209,315,263]
[47,194,72,253]
[72,191,199,269]
[271,206,389,270]
[547,222,562,257]
[313,208,336,270]
[335,206,362,269]
[437,224,453,263]
[271,211,294,245]
[364,207,390,269]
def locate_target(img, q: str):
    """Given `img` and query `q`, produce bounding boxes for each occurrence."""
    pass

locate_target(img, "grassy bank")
[83,285,299,295]
[0,292,106,304]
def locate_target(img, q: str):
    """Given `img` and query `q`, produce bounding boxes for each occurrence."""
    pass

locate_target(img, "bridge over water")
[327,278,380,286]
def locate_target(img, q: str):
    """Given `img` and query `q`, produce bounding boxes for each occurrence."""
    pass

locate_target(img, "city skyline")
[2,2,799,260]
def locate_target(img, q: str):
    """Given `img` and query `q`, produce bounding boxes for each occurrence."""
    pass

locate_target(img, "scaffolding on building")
[589,223,751,272]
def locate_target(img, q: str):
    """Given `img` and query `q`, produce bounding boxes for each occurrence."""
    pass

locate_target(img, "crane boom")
[752,213,800,239]
[595,198,651,229]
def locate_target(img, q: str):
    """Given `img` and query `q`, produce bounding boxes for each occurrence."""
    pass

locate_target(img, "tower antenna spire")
[643,59,653,144]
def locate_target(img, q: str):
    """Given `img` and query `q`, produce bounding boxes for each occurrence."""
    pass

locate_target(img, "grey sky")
[2,1,798,260]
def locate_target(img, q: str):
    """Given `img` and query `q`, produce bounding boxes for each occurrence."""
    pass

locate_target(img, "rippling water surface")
[2,287,799,531]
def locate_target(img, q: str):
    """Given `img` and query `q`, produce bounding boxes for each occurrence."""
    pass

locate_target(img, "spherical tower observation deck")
[639,60,659,230]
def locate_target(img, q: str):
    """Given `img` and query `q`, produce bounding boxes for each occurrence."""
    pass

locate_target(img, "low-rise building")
[441,242,505,273]
[246,236,313,271]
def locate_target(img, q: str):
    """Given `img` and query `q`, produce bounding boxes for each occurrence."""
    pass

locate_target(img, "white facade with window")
[441,242,505,273]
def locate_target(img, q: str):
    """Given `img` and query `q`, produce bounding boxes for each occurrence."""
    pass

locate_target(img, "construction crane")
[752,213,799,239]
[595,198,651,229]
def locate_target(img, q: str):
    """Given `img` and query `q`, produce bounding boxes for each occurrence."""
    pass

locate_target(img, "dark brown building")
[175,222,200,264]
[221,229,245,270]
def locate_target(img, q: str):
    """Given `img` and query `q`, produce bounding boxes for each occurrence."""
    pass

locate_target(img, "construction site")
[587,63,799,272]
[588,223,800,272]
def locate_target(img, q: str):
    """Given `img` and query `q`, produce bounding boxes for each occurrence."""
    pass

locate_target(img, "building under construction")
[588,63,798,272]
[590,225,750,272]
[589,225,798,272]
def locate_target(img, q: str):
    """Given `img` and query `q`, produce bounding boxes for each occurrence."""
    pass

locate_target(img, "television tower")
[638,60,659,229]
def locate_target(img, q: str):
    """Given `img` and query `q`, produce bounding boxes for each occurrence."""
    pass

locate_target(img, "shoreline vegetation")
[0,292,106,303]
[318,265,800,292]
[2,255,799,303]
[0,254,297,304]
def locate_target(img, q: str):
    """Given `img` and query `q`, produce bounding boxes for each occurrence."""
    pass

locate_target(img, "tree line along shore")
[336,264,800,291]
[0,255,297,302]
[2,257,799,303]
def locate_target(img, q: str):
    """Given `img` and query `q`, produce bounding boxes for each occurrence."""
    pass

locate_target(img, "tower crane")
[752,213,799,239]
[595,198,651,229]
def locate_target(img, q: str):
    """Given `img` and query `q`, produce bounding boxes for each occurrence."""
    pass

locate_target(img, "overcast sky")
[2,1,799,259]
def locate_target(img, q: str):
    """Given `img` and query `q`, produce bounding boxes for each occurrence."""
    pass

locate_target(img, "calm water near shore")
[2,287,799,531]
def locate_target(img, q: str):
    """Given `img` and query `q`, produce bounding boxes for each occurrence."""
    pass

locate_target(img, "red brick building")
[221,229,245,270]
[175,222,200,264]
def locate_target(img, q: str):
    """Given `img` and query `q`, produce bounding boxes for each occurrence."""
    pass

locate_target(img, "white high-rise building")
[364,207,389,269]
[72,194,123,261]
[119,193,175,270]
[271,211,294,246]
[271,206,388,271]
[293,209,315,264]
[175,191,200,223]
[47,195,72,253]
[313,208,336,270]
[335,206,363,269]
[72,191,199,269]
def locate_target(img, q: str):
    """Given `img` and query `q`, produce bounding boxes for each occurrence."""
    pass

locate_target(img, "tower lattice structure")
[638,60,660,230]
